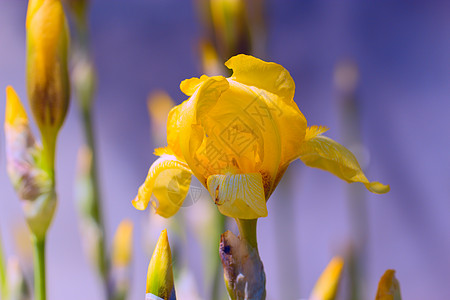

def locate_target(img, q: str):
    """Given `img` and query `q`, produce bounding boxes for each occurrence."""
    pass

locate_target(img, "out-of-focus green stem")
[211,213,227,300]
[81,108,109,285]
[0,233,7,299]
[32,236,46,300]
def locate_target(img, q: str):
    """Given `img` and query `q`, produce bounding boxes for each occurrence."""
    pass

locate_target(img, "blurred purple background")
[1,1,449,299]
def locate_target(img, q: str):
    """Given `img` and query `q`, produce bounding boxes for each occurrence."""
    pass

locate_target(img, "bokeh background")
[1,1,449,299]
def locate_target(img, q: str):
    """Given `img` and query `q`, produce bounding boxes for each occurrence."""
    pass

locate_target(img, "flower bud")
[146,229,176,300]
[4,86,56,240]
[309,256,344,300]
[26,0,70,167]
[109,220,134,300]
[375,269,402,300]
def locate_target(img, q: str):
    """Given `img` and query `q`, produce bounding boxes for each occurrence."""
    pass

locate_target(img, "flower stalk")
[32,237,46,300]
[0,233,8,299]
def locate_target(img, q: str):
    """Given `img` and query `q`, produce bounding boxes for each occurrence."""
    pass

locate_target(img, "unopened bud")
[4,86,56,240]
[26,0,70,167]
[146,229,176,300]
[375,269,402,300]
[309,256,344,300]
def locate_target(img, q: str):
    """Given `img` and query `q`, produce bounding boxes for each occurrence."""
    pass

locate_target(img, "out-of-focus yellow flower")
[147,91,176,147]
[209,0,250,60]
[146,229,176,300]
[26,0,70,168]
[133,54,389,219]
[309,256,344,300]
[112,220,134,268]
[375,270,402,300]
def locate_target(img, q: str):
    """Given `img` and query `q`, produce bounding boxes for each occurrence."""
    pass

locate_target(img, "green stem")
[235,218,258,249]
[81,108,110,295]
[32,236,46,300]
[0,233,8,299]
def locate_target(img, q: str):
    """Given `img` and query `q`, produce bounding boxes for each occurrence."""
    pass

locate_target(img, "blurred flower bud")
[112,220,134,269]
[4,86,56,240]
[75,146,105,276]
[199,41,224,76]
[109,220,134,300]
[147,91,175,147]
[219,230,266,300]
[72,55,96,113]
[7,257,31,300]
[146,229,176,300]
[375,269,402,300]
[309,256,344,300]
[26,0,70,168]
[209,0,251,60]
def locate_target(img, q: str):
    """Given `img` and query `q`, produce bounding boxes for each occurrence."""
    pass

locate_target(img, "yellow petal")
[179,75,211,96]
[112,219,134,268]
[299,126,390,194]
[207,173,268,219]
[5,86,28,127]
[309,256,344,300]
[225,54,295,103]
[132,153,192,218]
[225,54,307,186]
[375,270,402,300]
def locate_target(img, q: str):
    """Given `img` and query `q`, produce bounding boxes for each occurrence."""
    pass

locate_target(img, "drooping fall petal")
[299,126,390,194]
[207,173,267,219]
[132,149,192,218]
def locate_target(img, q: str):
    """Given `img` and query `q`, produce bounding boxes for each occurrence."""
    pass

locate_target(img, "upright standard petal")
[225,54,295,102]
[298,126,390,194]
[132,150,192,218]
[225,54,307,186]
[207,173,268,219]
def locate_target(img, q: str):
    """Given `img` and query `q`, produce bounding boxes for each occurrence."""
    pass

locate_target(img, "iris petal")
[299,126,390,194]
[207,173,268,219]
[132,152,192,218]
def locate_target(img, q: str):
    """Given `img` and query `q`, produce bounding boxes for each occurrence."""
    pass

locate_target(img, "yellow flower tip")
[365,182,390,194]
[146,229,176,299]
[132,190,148,211]
[112,219,134,268]
[310,256,344,300]
[376,269,402,300]
[26,0,45,29]
[5,86,28,127]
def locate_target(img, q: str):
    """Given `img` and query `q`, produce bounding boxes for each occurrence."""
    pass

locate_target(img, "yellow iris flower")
[133,54,389,219]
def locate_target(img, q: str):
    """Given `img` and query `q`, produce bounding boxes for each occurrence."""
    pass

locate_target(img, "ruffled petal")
[132,152,192,218]
[298,126,390,194]
[207,173,268,219]
[225,54,295,102]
